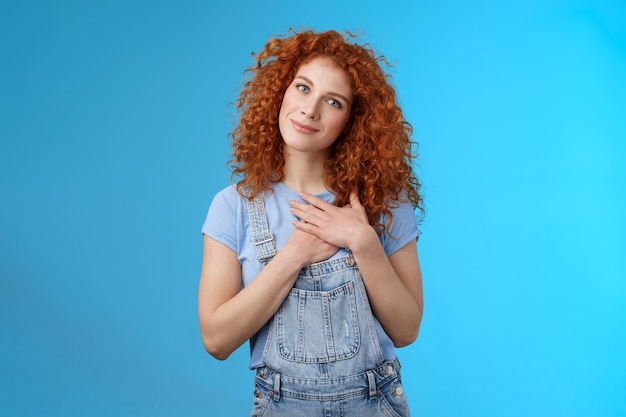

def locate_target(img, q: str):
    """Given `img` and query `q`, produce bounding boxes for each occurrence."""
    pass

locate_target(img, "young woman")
[198,29,425,416]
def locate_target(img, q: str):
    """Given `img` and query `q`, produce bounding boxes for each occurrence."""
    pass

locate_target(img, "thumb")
[349,191,362,208]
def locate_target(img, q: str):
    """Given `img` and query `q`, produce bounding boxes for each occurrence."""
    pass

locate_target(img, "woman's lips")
[291,119,319,133]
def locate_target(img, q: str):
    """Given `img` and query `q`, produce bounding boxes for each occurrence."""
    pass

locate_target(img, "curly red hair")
[229,29,424,233]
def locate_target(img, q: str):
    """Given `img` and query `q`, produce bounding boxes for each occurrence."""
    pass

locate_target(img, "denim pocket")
[378,376,410,417]
[276,281,360,363]
[250,381,271,417]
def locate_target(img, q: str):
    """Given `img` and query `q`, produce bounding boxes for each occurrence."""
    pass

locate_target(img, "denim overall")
[246,190,410,417]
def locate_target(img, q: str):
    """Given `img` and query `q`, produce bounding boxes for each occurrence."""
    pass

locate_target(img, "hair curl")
[229,29,424,233]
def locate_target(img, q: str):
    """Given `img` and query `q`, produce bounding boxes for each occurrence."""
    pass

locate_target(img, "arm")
[348,231,423,347]
[290,192,423,347]
[198,229,339,360]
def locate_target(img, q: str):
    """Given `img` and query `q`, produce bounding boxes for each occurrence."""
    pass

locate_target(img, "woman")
[198,29,425,416]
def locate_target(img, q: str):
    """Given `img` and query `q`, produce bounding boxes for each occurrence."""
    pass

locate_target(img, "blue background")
[1,1,624,416]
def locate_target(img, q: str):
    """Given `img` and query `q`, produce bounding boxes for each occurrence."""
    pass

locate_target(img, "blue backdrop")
[1,1,624,416]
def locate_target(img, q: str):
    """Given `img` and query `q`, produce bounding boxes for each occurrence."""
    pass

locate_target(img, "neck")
[282,149,329,194]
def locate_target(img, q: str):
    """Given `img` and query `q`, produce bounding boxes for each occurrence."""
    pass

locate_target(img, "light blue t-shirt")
[202,181,421,369]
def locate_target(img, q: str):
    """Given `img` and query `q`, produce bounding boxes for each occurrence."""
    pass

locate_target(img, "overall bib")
[246,191,410,417]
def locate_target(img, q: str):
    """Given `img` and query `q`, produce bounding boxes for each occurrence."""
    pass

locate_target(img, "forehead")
[296,57,348,79]
[294,57,352,92]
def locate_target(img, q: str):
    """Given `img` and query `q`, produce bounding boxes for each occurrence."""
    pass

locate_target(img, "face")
[278,57,353,157]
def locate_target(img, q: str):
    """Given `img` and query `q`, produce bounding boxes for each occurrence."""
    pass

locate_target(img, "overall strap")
[241,184,277,265]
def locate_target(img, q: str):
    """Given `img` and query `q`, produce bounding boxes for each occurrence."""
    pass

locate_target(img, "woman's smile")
[290,119,319,134]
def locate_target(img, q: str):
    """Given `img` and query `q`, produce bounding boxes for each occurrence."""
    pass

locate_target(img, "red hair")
[229,29,424,232]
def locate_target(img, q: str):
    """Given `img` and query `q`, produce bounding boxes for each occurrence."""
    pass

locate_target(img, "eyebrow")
[295,75,351,106]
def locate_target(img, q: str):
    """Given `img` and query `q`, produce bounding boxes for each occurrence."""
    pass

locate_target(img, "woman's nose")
[300,98,320,120]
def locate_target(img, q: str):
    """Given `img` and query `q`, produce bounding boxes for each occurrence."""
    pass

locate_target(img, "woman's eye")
[327,99,341,108]
[297,84,309,93]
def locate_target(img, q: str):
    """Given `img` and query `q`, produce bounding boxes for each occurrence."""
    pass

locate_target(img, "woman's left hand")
[290,191,372,249]
[293,190,424,348]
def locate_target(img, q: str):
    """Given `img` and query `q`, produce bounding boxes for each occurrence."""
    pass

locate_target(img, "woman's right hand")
[283,223,339,268]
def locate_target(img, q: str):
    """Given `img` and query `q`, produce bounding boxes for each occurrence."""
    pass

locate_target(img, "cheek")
[279,91,296,116]
[278,95,292,136]
[331,113,351,134]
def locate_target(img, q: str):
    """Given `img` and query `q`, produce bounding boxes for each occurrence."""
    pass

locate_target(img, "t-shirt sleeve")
[380,198,421,257]
[201,186,239,254]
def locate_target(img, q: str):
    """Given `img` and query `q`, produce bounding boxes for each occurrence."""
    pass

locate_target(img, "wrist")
[275,242,309,271]
[347,225,379,255]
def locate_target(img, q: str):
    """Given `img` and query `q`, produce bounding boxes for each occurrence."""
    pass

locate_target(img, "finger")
[290,206,309,223]
[292,219,320,236]
[290,199,319,212]
[290,200,320,222]
[298,192,332,211]
[293,204,325,227]
[349,191,362,208]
